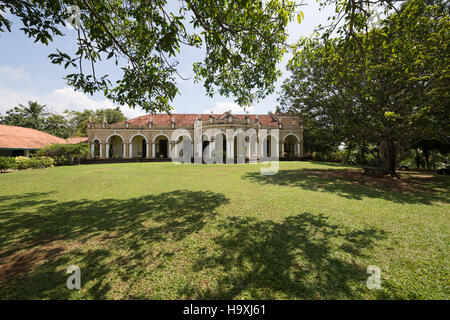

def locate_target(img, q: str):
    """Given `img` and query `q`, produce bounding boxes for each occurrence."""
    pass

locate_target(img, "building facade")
[86,111,304,162]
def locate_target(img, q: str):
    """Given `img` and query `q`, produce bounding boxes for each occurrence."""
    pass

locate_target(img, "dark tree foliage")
[279,0,449,176]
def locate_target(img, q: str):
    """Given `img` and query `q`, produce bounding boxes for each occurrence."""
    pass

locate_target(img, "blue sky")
[0,1,335,119]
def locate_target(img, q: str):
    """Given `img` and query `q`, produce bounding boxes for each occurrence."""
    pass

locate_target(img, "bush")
[14,156,31,170]
[0,156,54,172]
[28,156,55,169]
[37,156,54,168]
[0,157,16,172]
[36,143,88,166]
[27,158,41,169]
[313,150,346,163]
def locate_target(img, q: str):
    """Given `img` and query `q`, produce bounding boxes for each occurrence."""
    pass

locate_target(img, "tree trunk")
[431,150,436,170]
[345,143,353,163]
[414,149,421,169]
[423,148,430,169]
[357,144,367,164]
[379,140,398,178]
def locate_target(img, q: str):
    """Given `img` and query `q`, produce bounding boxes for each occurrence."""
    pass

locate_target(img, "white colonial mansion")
[87,111,304,162]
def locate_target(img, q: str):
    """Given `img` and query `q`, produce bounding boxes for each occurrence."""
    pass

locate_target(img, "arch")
[261,134,279,159]
[232,128,245,139]
[245,129,258,161]
[201,132,210,141]
[261,133,280,142]
[129,134,149,158]
[172,131,193,151]
[171,129,192,143]
[153,133,170,159]
[106,133,125,143]
[91,138,101,158]
[232,128,258,161]
[92,136,101,143]
[129,133,148,143]
[172,132,193,163]
[152,133,171,142]
[282,133,300,143]
[174,134,193,144]
[212,130,227,163]
[106,133,125,158]
[282,133,301,157]
[212,129,226,139]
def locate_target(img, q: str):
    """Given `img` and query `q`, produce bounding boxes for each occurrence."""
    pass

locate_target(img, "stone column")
[297,143,301,157]
[230,139,234,158]
[105,143,110,158]
[152,142,156,158]
[281,142,285,158]
[211,140,216,160]
[129,143,133,158]
[275,140,280,158]
[226,139,232,163]
[122,143,127,158]
[90,144,94,158]
[146,142,150,158]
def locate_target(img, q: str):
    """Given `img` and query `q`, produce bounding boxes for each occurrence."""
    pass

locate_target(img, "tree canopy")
[279,0,449,175]
[0,0,408,113]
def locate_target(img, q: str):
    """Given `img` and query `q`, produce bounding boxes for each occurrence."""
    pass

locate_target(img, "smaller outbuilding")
[0,124,86,157]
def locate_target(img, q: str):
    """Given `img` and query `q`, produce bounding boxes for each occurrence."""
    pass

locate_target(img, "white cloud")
[0,65,31,81]
[0,86,146,119]
[203,101,254,114]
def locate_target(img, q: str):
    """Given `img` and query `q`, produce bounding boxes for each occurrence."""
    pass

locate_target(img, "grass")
[0,161,448,299]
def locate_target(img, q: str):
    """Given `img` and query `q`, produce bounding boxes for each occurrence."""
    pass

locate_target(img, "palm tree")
[18,101,48,130]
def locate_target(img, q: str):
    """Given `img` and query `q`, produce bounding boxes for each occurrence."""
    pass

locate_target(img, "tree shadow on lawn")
[242,169,449,205]
[0,190,229,299]
[184,212,389,299]
[0,190,410,299]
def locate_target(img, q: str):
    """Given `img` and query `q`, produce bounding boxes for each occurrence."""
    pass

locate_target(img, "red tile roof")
[66,137,88,144]
[0,124,67,149]
[116,113,280,127]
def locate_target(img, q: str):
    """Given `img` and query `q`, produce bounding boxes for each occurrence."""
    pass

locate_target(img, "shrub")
[313,150,346,163]
[36,143,88,166]
[0,156,54,172]
[38,156,54,168]
[14,156,31,170]
[28,156,55,169]
[0,157,16,172]
[28,158,41,169]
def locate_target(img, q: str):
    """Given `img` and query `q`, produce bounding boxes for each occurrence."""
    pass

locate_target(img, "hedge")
[0,157,16,173]
[0,156,54,172]
[14,156,31,171]
[28,156,55,169]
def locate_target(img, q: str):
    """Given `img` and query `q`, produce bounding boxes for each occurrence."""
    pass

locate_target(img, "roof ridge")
[112,113,284,126]
[0,124,68,135]
[0,124,42,131]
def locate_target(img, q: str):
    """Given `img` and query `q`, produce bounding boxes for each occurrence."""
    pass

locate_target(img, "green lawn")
[0,161,448,299]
